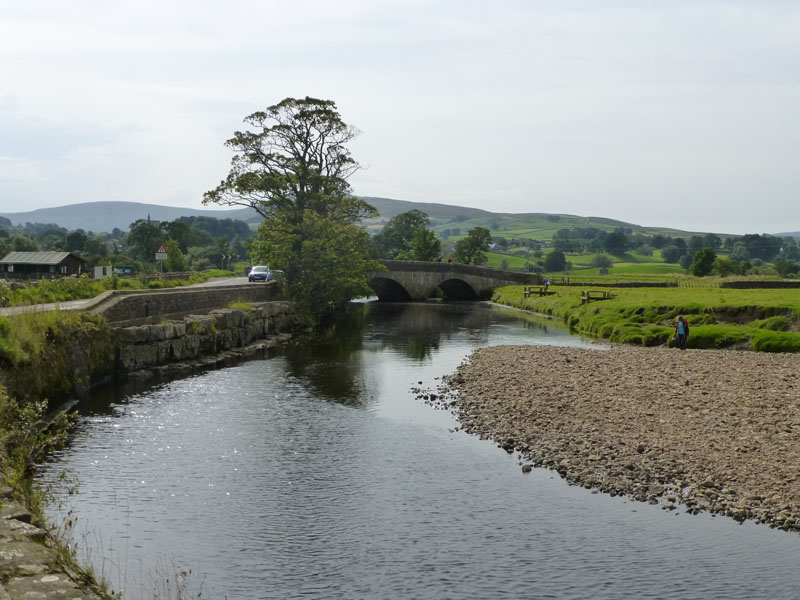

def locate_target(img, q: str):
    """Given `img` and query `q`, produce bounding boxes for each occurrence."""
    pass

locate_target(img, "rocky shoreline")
[431,345,800,532]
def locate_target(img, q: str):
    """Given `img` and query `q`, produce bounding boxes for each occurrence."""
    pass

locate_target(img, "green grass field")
[432,212,700,242]
[569,263,683,275]
[493,285,800,352]
[485,252,531,269]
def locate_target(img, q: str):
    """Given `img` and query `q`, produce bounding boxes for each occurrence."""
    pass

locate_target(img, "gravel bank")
[435,345,800,532]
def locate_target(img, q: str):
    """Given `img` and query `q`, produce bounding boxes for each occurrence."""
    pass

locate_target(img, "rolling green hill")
[361,197,726,242]
[1,197,734,242]
[0,201,258,232]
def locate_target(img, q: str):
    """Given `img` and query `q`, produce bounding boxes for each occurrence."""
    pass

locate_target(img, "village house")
[0,251,86,278]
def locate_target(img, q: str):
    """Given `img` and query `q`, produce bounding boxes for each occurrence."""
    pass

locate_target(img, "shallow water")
[39,302,800,599]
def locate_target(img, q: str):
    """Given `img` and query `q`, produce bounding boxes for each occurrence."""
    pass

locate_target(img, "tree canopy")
[544,249,567,272]
[453,227,491,265]
[408,227,442,261]
[690,248,717,276]
[206,97,381,317]
[603,231,628,256]
[372,210,441,260]
[127,219,166,262]
[203,97,375,225]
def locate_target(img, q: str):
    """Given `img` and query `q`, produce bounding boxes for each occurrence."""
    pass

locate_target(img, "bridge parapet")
[378,260,541,283]
[369,260,542,301]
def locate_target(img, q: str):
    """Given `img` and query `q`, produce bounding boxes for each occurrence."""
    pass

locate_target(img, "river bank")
[436,344,800,532]
[0,301,295,598]
[492,285,800,352]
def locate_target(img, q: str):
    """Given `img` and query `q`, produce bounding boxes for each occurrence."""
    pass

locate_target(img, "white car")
[248,266,270,282]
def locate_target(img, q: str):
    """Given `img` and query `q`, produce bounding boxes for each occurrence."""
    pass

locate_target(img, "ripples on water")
[40,302,800,599]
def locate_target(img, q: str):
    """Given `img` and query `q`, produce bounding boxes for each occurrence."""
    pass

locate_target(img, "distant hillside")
[0,197,734,240]
[0,202,257,232]
[361,196,494,221]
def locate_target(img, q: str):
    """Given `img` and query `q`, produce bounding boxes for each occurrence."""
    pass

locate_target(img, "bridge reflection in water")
[368,260,542,301]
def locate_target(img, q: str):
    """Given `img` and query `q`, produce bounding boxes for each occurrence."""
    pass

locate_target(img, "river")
[38,302,800,599]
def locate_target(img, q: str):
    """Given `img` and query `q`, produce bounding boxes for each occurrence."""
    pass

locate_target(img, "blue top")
[678,322,685,335]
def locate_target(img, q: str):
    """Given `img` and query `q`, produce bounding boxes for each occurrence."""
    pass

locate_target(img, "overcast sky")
[1,1,798,234]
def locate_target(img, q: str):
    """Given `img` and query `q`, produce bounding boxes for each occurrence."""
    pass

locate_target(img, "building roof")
[0,251,85,265]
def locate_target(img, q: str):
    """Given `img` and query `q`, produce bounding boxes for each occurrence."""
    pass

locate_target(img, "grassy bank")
[0,312,119,600]
[0,309,117,485]
[0,311,116,397]
[0,310,120,595]
[0,269,233,308]
[493,285,800,352]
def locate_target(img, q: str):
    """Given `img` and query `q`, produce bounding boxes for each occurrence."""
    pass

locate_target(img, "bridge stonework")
[367,260,542,301]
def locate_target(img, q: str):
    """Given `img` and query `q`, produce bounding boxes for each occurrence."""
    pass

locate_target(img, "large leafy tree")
[164,238,186,272]
[204,97,380,317]
[453,227,491,265]
[603,231,628,256]
[408,227,442,261]
[10,233,39,252]
[162,220,197,252]
[543,249,567,272]
[661,244,682,263]
[372,210,433,258]
[690,248,716,276]
[126,219,165,262]
[737,234,782,261]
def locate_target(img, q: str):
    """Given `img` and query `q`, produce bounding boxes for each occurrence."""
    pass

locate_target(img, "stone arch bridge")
[367,260,542,301]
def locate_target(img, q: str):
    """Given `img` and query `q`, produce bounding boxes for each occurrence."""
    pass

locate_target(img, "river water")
[39,302,800,599]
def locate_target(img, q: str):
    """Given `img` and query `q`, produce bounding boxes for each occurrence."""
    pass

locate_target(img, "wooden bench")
[581,289,613,304]
[523,285,555,297]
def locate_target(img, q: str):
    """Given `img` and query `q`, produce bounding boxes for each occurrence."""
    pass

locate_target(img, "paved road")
[191,275,250,287]
[0,298,93,317]
[0,276,255,317]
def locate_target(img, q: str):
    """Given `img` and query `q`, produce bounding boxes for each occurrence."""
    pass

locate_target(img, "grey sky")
[1,1,798,234]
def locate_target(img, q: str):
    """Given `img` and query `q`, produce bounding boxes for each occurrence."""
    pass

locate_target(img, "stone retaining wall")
[116,301,293,377]
[85,283,275,326]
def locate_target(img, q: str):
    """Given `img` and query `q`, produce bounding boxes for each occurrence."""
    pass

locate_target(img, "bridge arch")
[437,278,478,300]
[366,260,542,302]
[368,277,413,302]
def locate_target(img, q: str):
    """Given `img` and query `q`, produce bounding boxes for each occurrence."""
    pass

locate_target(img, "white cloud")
[0,0,799,233]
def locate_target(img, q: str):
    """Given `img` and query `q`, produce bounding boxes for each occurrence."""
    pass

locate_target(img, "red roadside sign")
[155,244,168,261]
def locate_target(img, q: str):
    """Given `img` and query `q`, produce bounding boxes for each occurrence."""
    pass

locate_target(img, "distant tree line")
[483,225,800,277]
[0,214,253,274]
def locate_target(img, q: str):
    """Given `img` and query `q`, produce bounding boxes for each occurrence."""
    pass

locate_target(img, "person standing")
[674,315,689,350]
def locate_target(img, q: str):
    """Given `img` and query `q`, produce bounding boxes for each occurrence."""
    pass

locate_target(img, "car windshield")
[251,266,268,273]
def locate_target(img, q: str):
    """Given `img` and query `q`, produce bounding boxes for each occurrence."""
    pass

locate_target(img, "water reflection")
[282,302,564,405]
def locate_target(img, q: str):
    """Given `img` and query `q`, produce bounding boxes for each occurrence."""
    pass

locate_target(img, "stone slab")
[5,572,98,600]
[0,540,56,577]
